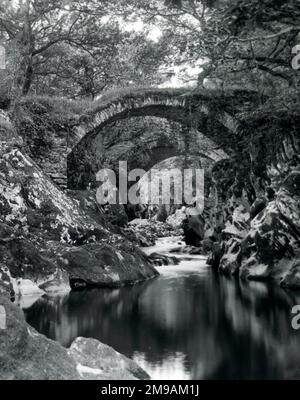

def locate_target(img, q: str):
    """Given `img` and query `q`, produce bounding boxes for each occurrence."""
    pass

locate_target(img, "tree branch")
[239,26,300,42]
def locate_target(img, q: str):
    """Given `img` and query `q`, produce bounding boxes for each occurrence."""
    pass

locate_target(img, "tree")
[0,0,171,98]
[0,0,115,95]
[117,0,300,91]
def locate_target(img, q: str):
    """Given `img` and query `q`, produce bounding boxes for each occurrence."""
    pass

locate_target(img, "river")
[22,236,300,379]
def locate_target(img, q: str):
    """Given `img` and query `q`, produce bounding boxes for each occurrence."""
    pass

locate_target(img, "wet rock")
[68,337,150,380]
[0,287,80,380]
[206,242,223,269]
[125,229,156,247]
[239,172,300,282]
[0,286,149,380]
[38,269,70,294]
[201,238,215,254]
[218,205,250,276]
[156,205,168,222]
[147,252,179,266]
[281,258,300,289]
[127,218,181,245]
[182,213,205,247]
[169,245,203,255]
[219,237,242,276]
[59,242,158,289]
[250,197,266,219]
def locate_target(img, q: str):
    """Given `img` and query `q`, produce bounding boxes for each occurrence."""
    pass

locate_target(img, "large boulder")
[182,211,205,247]
[68,337,149,380]
[59,242,158,289]
[0,146,108,244]
[0,283,80,380]
[0,283,149,380]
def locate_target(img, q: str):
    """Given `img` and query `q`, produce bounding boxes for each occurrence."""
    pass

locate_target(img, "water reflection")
[24,258,300,379]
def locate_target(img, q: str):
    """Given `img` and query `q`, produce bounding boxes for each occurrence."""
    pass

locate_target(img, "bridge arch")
[68,88,241,189]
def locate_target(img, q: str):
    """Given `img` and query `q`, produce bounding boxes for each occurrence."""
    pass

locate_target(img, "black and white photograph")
[0,0,300,385]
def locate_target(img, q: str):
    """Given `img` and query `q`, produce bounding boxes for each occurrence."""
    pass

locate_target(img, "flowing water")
[22,237,300,379]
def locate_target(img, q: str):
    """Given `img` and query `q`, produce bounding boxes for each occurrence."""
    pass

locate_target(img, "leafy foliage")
[0,0,170,99]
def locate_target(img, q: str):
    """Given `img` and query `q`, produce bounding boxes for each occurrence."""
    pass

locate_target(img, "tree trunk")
[22,60,33,95]
[21,0,33,95]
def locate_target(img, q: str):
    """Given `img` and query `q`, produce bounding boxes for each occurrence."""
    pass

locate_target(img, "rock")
[0,222,16,243]
[281,257,300,289]
[218,204,250,276]
[239,172,300,282]
[103,204,128,227]
[206,242,222,269]
[166,207,187,229]
[67,189,107,227]
[187,212,205,240]
[0,265,14,298]
[0,138,158,293]
[1,237,57,283]
[129,218,152,227]
[68,337,150,380]
[13,279,45,297]
[181,212,205,247]
[156,205,168,222]
[182,219,200,246]
[169,245,203,254]
[127,218,181,245]
[208,169,300,285]
[0,288,80,380]
[0,286,149,380]
[38,269,70,294]
[59,242,158,289]
[219,237,242,276]
[250,197,266,219]
[126,229,155,247]
[201,238,214,254]
[147,252,179,266]
[0,147,108,245]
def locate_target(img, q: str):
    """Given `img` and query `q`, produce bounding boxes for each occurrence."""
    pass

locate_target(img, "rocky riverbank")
[206,136,300,289]
[0,111,158,297]
[0,281,149,380]
[0,110,156,380]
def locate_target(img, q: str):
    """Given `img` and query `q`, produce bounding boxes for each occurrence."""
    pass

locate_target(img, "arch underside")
[75,104,238,152]
[68,100,236,190]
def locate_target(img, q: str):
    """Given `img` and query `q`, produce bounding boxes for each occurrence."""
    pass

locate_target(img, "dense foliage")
[1,1,299,101]
[0,0,170,99]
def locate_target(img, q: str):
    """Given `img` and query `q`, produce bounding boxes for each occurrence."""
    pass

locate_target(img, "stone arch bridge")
[44,87,250,188]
